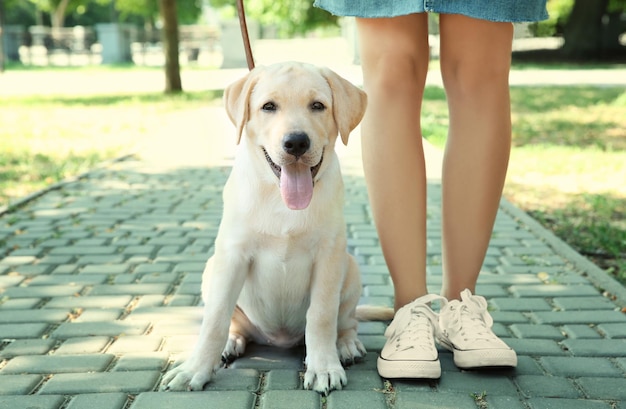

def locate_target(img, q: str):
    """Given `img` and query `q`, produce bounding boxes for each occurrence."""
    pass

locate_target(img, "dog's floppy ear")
[320,68,368,145]
[224,68,261,144]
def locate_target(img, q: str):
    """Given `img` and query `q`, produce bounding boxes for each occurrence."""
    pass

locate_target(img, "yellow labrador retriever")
[162,62,383,395]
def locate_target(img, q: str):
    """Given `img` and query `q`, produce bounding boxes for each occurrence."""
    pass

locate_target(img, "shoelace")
[441,289,497,343]
[387,294,444,352]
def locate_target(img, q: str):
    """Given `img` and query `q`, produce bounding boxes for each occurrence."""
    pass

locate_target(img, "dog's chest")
[237,238,316,335]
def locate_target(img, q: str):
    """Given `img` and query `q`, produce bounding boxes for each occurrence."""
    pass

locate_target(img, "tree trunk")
[562,0,625,60]
[0,0,5,73]
[159,0,182,93]
[51,0,70,29]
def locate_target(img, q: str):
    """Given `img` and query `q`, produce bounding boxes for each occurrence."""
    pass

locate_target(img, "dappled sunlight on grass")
[0,90,223,208]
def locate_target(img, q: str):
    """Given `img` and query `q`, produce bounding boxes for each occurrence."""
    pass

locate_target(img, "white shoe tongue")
[280,163,313,210]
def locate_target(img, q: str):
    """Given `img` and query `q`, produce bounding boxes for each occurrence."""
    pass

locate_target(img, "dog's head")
[224,62,367,210]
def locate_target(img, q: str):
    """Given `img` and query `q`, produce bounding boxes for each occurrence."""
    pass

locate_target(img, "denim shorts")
[314,0,549,22]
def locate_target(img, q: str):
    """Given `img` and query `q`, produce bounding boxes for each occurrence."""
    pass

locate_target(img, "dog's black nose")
[282,132,311,158]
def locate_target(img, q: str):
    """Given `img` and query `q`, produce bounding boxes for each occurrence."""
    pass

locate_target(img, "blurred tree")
[159,0,182,93]
[561,0,626,59]
[533,0,626,60]
[27,0,83,28]
[1,0,5,72]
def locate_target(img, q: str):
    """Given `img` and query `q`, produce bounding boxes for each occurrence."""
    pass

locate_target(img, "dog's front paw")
[161,361,216,392]
[303,361,347,395]
[337,336,366,366]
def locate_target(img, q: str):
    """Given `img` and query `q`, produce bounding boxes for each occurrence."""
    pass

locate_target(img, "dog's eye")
[262,102,277,112]
[310,101,326,111]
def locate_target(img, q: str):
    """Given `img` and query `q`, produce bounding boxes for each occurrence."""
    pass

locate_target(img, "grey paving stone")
[54,336,111,355]
[38,370,160,394]
[1,285,84,299]
[51,321,150,339]
[111,352,168,371]
[531,310,626,325]
[0,309,70,324]
[510,284,600,297]
[490,297,553,312]
[526,397,613,409]
[505,338,567,356]
[106,335,163,354]
[516,375,582,398]
[74,309,123,322]
[29,274,108,286]
[50,246,118,255]
[0,323,48,339]
[342,369,385,391]
[258,390,320,409]
[0,275,25,287]
[489,311,529,324]
[509,324,565,340]
[1,354,114,374]
[436,371,518,396]
[326,390,388,409]
[0,374,43,394]
[202,368,261,392]
[130,391,256,409]
[561,339,626,357]
[394,391,478,409]
[561,324,603,339]
[486,395,528,409]
[81,265,130,275]
[0,339,56,358]
[0,297,40,309]
[264,369,301,390]
[0,395,66,409]
[598,322,626,338]
[552,297,618,310]
[577,377,626,400]
[539,356,623,377]
[65,393,129,409]
[510,356,545,376]
[88,284,170,296]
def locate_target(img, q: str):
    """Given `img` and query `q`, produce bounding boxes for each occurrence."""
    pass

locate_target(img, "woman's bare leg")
[356,14,430,310]
[438,14,514,300]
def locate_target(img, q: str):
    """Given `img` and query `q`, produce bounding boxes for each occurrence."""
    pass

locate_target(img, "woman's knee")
[439,14,513,96]
[356,15,429,96]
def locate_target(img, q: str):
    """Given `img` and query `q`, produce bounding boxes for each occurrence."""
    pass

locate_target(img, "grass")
[1,68,625,286]
[422,85,626,285]
[0,89,222,208]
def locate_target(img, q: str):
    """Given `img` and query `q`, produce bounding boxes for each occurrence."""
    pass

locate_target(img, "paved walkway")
[1,62,626,409]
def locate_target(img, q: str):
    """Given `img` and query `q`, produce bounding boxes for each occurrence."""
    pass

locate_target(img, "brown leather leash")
[236,0,255,70]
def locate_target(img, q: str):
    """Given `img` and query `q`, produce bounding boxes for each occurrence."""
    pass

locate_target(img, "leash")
[236,0,255,70]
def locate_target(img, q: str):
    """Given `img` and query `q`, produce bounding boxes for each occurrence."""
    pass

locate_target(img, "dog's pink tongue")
[280,163,313,210]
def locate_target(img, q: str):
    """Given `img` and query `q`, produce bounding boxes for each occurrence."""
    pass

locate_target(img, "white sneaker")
[377,294,445,379]
[436,289,517,369]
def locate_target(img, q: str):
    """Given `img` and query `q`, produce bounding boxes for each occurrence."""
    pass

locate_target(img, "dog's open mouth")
[262,147,323,210]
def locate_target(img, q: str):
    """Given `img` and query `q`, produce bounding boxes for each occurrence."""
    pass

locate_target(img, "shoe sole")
[438,339,518,368]
[377,357,441,379]
[453,348,518,369]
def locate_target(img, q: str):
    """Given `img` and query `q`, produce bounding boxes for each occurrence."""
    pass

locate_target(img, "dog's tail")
[355,305,395,322]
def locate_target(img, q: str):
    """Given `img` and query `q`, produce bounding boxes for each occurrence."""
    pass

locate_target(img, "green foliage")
[531,0,626,37]
[531,0,574,37]
[211,0,338,37]
[8,0,202,27]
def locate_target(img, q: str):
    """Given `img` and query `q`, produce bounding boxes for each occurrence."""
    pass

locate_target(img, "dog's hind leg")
[336,255,367,366]
[222,307,251,363]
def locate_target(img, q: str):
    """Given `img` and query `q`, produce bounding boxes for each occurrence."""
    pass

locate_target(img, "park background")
[0,0,625,285]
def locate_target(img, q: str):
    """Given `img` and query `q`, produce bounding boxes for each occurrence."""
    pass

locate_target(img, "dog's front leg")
[303,255,347,395]
[161,254,247,391]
